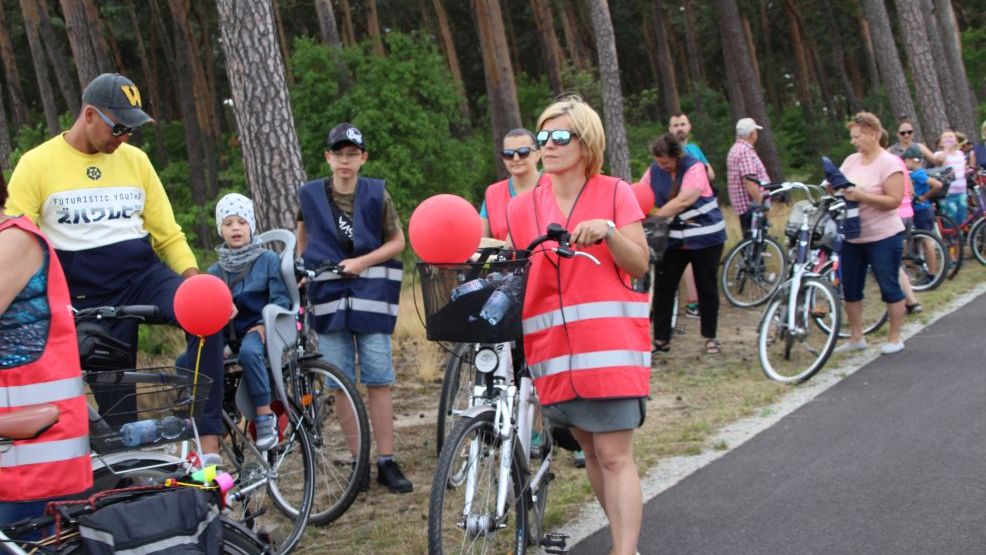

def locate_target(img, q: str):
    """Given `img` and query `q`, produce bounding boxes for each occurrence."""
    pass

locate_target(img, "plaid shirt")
[727,139,770,215]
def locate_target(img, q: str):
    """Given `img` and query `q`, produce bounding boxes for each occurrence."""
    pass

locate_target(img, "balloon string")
[190,336,205,418]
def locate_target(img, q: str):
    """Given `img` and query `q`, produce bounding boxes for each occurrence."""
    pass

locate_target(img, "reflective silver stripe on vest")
[79,505,220,555]
[0,377,85,408]
[522,301,650,335]
[668,219,726,239]
[677,198,720,220]
[0,436,89,468]
[312,297,399,317]
[529,350,651,379]
[313,266,404,282]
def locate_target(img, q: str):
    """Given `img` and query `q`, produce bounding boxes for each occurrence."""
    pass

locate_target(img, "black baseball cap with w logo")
[82,73,154,128]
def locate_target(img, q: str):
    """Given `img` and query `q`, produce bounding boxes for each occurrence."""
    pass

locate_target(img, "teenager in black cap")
[296,123,412,493]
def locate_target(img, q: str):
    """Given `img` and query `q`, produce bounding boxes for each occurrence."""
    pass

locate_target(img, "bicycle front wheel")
[428,411,528,555]
[437,343,474,456]
[968,218,986,266]
[758,278,841,384]
[721,236,786,307]
[903,230,947,291]
[287,357,371,525]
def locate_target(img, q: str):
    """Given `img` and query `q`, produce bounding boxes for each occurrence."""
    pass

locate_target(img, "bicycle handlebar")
[520,223,600,266]
[74,305,162,323]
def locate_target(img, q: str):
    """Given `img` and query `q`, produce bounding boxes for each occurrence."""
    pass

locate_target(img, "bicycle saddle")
[0,404,59,440]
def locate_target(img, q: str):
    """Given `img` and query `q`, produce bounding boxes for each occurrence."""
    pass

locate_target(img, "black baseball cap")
[82,73,154,128]
[325,123,366,151]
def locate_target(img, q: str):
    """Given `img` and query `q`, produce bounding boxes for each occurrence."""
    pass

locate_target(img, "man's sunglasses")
[898,130,914,136]
[536,129,576,147]
[502,147,535,160]
[92,106,135,137]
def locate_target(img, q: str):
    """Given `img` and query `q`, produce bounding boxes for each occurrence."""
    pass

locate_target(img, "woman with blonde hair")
[506,96,650,555]
[835,112,907,355]
[932,129,970,224]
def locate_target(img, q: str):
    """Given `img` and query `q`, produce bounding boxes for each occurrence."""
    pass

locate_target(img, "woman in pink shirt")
[837,112,906,355]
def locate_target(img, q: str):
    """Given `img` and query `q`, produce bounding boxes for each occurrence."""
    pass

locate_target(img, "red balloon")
[631,182,655,214]
[409,194,482,263]
[174,274,233,336]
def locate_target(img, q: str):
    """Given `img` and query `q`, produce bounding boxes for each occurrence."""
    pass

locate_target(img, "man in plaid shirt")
[727,118,771,237]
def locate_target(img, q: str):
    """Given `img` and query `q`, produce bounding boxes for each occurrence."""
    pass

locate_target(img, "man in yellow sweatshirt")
[6,73,224,464]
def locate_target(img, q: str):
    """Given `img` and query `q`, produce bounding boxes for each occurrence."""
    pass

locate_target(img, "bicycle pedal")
[542,532,569,553]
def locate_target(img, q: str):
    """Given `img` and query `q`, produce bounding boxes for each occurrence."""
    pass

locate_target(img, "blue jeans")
[237,331,272,407]
[317,331,395,386]
[840,232,905,303]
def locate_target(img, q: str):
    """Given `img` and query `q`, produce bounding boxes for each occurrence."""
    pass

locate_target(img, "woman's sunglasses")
[501,146,535,160]
[898,130,914,136]
[536,129,576,147]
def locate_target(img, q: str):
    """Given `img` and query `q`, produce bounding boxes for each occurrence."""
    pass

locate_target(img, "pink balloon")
[174,274,233,336]
[409,194,482,263]
[631,182,655,214]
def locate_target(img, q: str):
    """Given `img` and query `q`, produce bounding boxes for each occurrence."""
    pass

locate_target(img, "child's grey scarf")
[216,237,264,274]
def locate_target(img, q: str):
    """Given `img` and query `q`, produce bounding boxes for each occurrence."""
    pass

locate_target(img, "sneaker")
[685,302,700,319]
[881,341,905,355]
[254,414,278,451]
[377,459,413,493]
[834,339,867,353]
[573,450,586,468]
[350,461,369,492]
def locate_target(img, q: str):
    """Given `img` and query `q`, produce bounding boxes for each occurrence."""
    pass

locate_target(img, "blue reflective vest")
[649,156,726,250]
[298,177,403,334]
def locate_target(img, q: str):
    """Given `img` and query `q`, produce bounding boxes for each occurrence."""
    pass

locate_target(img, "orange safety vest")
[0,217,92,501]
[485,175,551,241]
[506,175,651,406]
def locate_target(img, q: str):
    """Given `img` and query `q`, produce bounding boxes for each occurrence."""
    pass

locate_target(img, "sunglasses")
[536,129,576,147]
[92,106,135,137]
[898,130,914,136]
[501,146,535,160]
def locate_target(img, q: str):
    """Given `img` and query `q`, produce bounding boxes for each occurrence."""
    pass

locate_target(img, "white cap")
[736,118,763,137]
[215,193,256,237]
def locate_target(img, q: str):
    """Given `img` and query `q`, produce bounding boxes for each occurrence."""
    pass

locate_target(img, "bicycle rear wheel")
[283,357,371,525]
[816,261,887,338]
[903,230,947,291]
[437,343,474,456]
[936,213,964,279]
[968,218,986,266]
[428,411,528,555]
[720,237,786,307]
[758,278,840,384]
[222,408,314,554]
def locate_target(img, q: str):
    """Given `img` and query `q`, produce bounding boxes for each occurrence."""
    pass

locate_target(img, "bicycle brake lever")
[552,247,601,265]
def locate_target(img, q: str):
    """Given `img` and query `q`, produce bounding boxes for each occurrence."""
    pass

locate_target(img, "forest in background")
[0,0,984,258]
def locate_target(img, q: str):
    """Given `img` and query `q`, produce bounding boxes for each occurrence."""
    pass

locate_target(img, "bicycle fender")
[459,404,496,421]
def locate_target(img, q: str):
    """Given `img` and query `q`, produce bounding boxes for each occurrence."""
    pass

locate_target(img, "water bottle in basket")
[119,416,192,447]
[450,272,508,302]
[479,273,522,326]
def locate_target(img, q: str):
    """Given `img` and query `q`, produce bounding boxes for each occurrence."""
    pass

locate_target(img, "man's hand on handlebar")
[570,219,611,248]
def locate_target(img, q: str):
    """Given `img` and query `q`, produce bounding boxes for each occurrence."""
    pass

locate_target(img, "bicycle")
[963,168,986,266]
[0,404,270,554]
[721,202,787,307]
[900,222,948,292]
[423,223,596,554]
[927,166,964,279]
[756,182,841,384]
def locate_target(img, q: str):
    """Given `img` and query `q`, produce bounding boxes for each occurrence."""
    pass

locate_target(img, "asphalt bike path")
[572,293,986,555]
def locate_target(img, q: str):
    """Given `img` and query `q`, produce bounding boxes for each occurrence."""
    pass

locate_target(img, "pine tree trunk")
[822,0,864,113]
[784,0,813,111]
[651,1,680,117]
[919,0,959,131]
[215,0,308,231]
[338,0,356,47]
[741,16,761,96]
[893,0,949,140]
[758,0,781,114]
[712,0,784,180]
[640,6,662,100]
[860,0,920,136]
[36,0,79,115]
[314,0,351,92]
[0,1,29,129]
[501,0,522,75]
[586,0,630,179]
[125,0,160,119]
[932,0,977,137]
[559,0,589,71]
[366,0,385,56]
[19,0,60,135]
[149,0,177,122]
[681,0,705,87]
[59,0,102,87]
[433,0,469,120]
[473,0,522,178]
[529,0,564,96]
[854,2,881,95]
[271,0,294,83]
[0,86,12,169]
[82,0,116,72]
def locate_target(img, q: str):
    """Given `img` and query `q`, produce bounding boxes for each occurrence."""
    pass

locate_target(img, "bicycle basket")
[417,258,530,343]
[785,200,828,241]
[86,367,212,453]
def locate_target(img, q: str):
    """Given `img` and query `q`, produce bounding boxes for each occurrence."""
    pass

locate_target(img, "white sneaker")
[881,341,905,355]
[835,339,867,353]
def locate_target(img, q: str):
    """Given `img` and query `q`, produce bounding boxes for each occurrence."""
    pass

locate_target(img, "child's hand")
[249,325,266,344]
[338,257,368,277]
[229,305,239,320]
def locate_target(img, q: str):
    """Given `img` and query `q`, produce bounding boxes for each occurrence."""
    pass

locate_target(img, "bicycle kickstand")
[542,531,570,554]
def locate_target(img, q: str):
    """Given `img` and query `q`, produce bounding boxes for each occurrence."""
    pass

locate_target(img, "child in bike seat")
[210,193,291,450]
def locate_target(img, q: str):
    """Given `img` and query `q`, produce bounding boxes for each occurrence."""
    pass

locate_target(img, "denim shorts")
[940,192,968,225]
[317,331,395,386]
[912,208,935,231]
[840,232,905,303]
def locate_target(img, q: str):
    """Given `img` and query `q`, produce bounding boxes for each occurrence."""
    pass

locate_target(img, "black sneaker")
[377,459,413,493]
[350,461,369,492]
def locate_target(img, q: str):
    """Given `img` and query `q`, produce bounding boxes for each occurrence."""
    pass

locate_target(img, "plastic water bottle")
[119,416,191,447]
[479,276,522,326]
